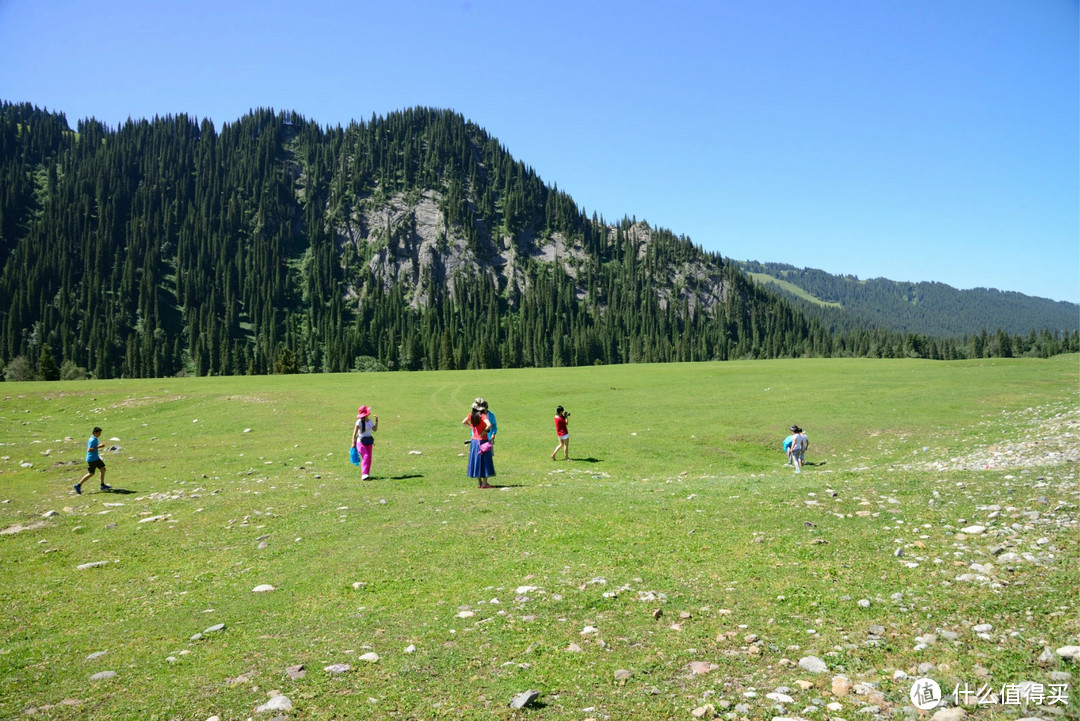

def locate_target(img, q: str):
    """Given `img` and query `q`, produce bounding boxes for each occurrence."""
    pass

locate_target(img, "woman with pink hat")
[351,406,379,480]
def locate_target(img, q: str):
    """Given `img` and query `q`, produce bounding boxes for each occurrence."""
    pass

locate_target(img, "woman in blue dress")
[462,401,495,488]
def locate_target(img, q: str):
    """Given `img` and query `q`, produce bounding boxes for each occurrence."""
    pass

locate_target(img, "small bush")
[59,359,88,380]
[3,356,35,382]
[353,355,388,372]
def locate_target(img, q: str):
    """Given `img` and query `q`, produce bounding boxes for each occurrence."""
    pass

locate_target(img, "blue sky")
[2,0,1076,302]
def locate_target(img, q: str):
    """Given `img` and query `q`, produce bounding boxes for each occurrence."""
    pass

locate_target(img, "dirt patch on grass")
[0,520,49,536]
[219,395,273,404]
[110,395,186,409]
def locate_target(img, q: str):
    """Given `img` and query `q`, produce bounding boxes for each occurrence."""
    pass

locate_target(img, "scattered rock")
[42,510,59,518]
[567,643,583,653]
[930,707,966,721]
[832,676,853,696]
[766,692,795,703]
[252,584,276,593]
[85,651,107,661]
[509,690,540,709]
[285,664,306,680]
[255,695,293,713]
[799,656,828,674]
[359,652,379,662]
[77,561,108,570]
[404,645,416,654]
[1057,646,1080,661]
[689,661,715,675]
[89,671,117,681]
[614,668,632,681]
[972,624,993,633]
[691,704,716,719]
[324,663,351,675]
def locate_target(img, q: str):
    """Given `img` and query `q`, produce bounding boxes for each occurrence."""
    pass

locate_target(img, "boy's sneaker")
[74,484,82,495]
[100,483,112,491]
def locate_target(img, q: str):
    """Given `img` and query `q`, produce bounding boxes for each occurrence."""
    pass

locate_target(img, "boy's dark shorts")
[87,459,106,473]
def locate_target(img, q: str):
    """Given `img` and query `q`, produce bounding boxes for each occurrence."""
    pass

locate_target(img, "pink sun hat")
[357,406,372,418]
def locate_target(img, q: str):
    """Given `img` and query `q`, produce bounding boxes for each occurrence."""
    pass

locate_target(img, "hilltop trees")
[0,101,1074,380]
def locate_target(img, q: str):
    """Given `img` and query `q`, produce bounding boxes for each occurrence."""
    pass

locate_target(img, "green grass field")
[1,357,1077,720]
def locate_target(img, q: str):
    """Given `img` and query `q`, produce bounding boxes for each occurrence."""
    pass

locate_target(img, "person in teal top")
[74,426,111,494]
[480,399,497,441]
[782,434,795,466]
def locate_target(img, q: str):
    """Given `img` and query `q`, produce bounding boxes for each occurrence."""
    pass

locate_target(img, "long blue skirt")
[466,439,495,478]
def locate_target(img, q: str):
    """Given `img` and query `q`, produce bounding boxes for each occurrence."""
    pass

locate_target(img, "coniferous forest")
[738,261,1079,338]
[1,101,1076,380]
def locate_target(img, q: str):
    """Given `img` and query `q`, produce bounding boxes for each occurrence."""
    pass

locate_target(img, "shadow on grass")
[484,483,525,489]
[571,457,602,463]
[384,474,425,481]
[102,487,136,495]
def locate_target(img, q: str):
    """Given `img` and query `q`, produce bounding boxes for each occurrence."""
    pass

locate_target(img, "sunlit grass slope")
[0,356,1076,720]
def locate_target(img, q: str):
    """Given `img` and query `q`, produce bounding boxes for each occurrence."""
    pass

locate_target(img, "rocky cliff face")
[335,190,732,318]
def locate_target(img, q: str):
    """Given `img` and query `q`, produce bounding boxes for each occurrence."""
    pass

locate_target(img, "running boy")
[74,427,111,494]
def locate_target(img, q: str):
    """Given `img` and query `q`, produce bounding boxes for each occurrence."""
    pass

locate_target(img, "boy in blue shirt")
[74,427,111,494]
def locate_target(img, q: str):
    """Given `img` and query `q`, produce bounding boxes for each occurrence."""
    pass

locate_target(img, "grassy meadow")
[0,356,1077,720]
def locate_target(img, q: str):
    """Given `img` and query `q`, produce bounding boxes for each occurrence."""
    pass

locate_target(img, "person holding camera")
[351,406,379,480]
[463,400,495,488]
[551,405,570,461]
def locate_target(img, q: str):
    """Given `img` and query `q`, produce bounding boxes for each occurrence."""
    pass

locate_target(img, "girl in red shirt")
[551,405,570,460]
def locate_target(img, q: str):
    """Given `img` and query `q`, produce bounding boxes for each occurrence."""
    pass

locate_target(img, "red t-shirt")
[464,415,488,441]
[554,415,568,436]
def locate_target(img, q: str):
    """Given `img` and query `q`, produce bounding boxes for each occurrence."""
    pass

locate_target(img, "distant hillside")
[0,101,1074,379]
[738,261,1079,337]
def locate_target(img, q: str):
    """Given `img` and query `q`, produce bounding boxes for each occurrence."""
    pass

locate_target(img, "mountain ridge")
[737,261,1078,337]
[0,101,1074,379]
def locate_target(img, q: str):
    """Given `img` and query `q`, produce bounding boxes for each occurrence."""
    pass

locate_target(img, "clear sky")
[2,0,1077,302]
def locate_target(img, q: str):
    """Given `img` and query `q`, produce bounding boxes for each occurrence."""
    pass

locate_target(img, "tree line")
[1,101,1075,381]
[738,261,1078,337]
